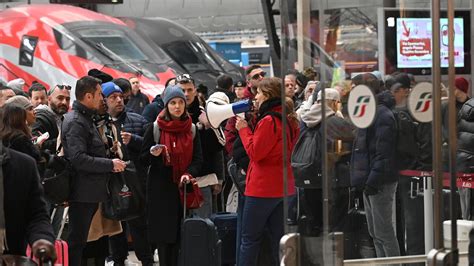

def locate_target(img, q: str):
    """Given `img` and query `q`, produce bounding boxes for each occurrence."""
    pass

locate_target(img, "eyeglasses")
[176,74,194,84]
[251,71,266,80]
[48,85,71,96]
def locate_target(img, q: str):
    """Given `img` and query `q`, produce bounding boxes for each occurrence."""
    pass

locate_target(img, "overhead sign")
[348,85,376,128]
[408,82,433,123]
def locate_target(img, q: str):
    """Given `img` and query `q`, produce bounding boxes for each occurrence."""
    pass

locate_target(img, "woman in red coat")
[236,77,299,266]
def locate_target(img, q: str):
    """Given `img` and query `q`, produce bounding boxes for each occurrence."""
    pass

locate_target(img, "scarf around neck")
[257,97,282,122]
[157,111,194,183]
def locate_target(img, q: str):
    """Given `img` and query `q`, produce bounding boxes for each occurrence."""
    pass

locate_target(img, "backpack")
[394,110,419,158]
[153,121,196,144]
[291,124,323,188]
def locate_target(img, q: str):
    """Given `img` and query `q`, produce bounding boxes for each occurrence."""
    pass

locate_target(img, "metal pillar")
[425,176,434,253]
[296,0,310,71]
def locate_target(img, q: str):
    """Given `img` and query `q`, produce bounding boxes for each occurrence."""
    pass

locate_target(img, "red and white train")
[0,4,178,99]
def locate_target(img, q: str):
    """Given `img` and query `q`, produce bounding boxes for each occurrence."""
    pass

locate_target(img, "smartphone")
[150,144,165,153]
[34,132,50,145]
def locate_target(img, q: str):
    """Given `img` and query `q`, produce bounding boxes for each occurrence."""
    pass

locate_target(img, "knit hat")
[5,95,33,110]
[316,88,340,102]
[207,92,230,105]
[101,82,122,98]
[6,78,25,91]
[455,77,469,94]
[163,85,186,106]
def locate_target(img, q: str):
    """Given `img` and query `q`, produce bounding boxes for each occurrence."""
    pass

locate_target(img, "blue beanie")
[101,82,122,98]
[163,85,186,106]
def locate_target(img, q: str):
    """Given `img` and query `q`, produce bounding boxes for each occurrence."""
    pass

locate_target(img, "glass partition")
[279,0,471,264]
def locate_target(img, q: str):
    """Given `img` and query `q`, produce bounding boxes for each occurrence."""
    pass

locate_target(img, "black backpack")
[394,110,419,158]
[291,124,323,188]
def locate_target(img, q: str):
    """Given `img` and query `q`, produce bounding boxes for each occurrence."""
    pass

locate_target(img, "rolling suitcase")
[343,196,375,259]
[210,212,237,265]
[179,183,221,266]
[27,206,69,266]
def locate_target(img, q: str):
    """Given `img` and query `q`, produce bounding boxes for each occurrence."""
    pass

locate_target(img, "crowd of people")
[0,64,472,266]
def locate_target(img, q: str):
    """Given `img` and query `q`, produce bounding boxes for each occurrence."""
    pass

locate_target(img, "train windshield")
[79,28,147,61]
[162,40,222,73]
[63,22,172,65]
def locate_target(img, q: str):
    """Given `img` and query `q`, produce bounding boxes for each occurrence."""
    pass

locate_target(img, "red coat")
[239,106,299,198]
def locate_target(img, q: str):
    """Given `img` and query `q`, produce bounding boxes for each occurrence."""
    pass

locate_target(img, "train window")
[53,28,97,63]
[77,28,148,61]
[163,40,221,73]
[19,35,38,67]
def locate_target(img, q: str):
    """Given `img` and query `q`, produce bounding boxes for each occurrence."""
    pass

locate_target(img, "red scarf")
[157,111,194,184]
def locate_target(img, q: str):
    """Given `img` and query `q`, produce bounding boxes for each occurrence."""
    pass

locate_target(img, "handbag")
[180,178,204,210]
[102,163,145,221]
[227,158,246,195]
[41,134,72,204]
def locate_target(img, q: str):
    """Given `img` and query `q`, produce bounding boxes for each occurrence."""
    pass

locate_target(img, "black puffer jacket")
[115,111,147,158]
[351,91,398,189]
[114,110,148,181]
[457,98,474,173]
[62,101,114,203]
[141,95,164,123]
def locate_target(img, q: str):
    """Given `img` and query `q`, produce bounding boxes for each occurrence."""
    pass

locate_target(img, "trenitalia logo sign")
[414,92,432,113]
[348,85,376,129]
[353,96,371,117]
[408,82,433,123]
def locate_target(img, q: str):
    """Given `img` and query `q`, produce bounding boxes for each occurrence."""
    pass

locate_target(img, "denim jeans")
[459,187,471,220]
[236,195,245,266]
[363,182,400,258]
[238,196,283,266]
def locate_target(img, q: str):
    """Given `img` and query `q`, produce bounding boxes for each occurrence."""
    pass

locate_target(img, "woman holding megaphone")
[235,77,300,266]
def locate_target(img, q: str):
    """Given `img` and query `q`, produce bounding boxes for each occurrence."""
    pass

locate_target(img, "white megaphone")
[206,99,252,128]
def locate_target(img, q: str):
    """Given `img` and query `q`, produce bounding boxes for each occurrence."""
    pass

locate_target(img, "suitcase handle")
[183,182,187,219]
[36,248,53,266]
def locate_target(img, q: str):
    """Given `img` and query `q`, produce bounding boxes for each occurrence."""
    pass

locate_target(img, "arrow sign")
[402,20,411,37]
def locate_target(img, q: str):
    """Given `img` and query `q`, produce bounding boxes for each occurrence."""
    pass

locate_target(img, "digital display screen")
[396,18,464,68]
[384,10,471,75]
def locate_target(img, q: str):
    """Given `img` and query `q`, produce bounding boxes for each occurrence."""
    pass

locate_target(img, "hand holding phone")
[35,132,50,146]
[150,144,165,156]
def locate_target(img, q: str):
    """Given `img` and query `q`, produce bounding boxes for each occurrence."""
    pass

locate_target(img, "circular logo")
[408,82,433,123]
[348,85,376,129]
